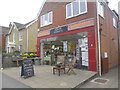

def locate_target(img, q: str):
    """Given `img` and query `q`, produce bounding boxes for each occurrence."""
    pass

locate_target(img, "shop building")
[37,0,119,75]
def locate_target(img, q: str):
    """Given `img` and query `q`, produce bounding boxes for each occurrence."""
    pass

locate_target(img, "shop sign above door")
[50,26,68,35]
[38,30,50,37]
[68,19,95,31]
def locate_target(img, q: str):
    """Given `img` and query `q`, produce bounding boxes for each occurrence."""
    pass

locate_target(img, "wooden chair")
[65,56,76,75]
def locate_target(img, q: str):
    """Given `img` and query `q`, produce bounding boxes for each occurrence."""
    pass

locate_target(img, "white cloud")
[0,0,119,27]
[108,0,119,13]
[0,0,44,27]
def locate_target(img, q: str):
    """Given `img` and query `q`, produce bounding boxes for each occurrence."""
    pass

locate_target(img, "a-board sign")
[21,59,34,78]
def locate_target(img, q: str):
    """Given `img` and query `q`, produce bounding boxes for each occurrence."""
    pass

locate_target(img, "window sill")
[40,23,52,28]
[66,11,87,20]
[99,14,104,19]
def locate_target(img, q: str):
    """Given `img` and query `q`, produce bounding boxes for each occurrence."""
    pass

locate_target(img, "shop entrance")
[40,32,89,70]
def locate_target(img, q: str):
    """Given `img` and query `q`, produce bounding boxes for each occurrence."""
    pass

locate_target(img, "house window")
[113,17,117,28]
[19,45,22,52]
[19,32,23,41]
[66,0,87,19]
[40,11,52,27]
[66,3,72,18]
[98,2,104,18]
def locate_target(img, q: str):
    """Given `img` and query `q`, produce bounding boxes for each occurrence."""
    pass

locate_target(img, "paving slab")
[2,65,97,88]
[79,67,118,88]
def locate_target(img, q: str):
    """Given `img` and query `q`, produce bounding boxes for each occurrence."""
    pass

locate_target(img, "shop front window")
[40,32,89,69]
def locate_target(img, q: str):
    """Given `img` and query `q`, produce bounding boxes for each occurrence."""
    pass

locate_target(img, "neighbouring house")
[37,0,119,75]
[6,19,38,53]
[0,26,9,52]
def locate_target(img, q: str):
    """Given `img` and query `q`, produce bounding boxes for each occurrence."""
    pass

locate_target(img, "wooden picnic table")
[12,57,41,67]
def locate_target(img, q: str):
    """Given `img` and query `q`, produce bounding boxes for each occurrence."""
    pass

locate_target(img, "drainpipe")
[96,0,102,76]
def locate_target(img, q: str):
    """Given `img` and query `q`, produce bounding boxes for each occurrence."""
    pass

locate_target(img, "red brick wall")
[2,35,6,50]
[38,1,97,31]
[99,6,119,69]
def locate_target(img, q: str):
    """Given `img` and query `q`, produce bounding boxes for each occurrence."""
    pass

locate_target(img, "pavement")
[1,65,119,89]
[1,65,97,88]
[78,66,119,88]
[2,73,30,88]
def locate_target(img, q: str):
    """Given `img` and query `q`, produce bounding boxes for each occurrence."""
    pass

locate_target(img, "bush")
[13,50,20,55]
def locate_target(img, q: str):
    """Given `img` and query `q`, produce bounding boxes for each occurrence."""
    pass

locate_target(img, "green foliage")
[13,50,20,55]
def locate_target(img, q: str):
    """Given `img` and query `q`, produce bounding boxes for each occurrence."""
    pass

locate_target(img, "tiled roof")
[13,22,25,30]
[13,19,35,30]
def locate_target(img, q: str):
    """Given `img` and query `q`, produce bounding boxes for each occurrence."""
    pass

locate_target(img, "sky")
[0,0,119,27]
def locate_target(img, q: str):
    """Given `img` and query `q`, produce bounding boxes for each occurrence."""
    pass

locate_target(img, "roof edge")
[37,0,46,18]
[26,19,38,28]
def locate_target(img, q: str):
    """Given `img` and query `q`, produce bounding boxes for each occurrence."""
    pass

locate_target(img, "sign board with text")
[21,59,34,78]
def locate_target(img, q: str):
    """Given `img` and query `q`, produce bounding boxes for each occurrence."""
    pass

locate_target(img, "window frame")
[19,32,23,41]
[40,11,53,27]
[113,17,117,28]
[66,0,87,19]
[19,45,22,52]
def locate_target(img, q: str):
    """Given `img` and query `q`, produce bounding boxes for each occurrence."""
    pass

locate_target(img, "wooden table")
[53,66,65,76]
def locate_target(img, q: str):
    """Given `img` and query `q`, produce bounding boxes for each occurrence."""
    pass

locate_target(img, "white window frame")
[66,0,87,19]
[19,45,22,52]
[40,11,53,27]
[98,2,104,18]
[113,17,117,28]
[19,32,23,41]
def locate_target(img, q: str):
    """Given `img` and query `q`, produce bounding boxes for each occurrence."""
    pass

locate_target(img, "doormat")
[91,78,109,84]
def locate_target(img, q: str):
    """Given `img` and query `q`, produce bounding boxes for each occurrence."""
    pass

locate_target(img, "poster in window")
[63,41,68,52]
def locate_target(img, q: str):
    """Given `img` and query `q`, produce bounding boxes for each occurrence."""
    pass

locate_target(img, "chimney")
[9,22,12,28]
[104,0,109,5]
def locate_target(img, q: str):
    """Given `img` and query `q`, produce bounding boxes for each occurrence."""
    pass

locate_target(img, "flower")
[30,53,34,56]
[22,53,29,57]
[24,53,28,56]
